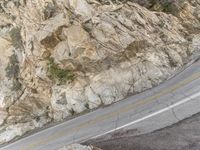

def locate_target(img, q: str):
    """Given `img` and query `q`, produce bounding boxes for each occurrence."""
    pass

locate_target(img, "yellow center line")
[23,71,200,150]
[119,72,199,114]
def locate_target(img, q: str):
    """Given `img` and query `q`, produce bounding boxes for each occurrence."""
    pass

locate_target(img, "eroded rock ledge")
[0,0,200,144]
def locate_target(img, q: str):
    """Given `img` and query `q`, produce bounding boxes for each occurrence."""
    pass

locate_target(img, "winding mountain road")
[1,59,200,150]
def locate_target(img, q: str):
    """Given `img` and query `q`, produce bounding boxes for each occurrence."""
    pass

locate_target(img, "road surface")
[1,59,200,150]
[85,113,200,150]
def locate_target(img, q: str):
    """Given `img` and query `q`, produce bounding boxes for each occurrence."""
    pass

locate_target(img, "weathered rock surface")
[0,0,200,144]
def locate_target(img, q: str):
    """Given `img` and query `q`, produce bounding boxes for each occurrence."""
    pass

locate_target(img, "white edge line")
[90,91,200,139]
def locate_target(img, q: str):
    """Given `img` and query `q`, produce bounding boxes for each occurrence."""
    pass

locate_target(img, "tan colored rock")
[0,110,7,126]
[69,0,94,19]
[0,0,200,144]
[0,123,35,144]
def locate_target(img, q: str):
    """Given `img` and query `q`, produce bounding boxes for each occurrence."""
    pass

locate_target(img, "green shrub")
[47,57,75,83]
[43,3,56,20]
[161,1,178,14]
[11,79,22,91]
[69,108,75,115]
[5,53,22,91]
[9,27,23,50]
[149,0,185,16]
[84,103,90,109]
[5,53,19,79]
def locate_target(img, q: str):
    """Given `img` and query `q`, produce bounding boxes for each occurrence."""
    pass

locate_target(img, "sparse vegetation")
[43,3,56,20]
[5,53,22,91]
[11,79,22,91]
[3,0,21,8]
[125,40,150,58]
[85,103,90,109]
[47,57,75,83]
[148,0,186,16]
[5,53,19,79]
[160,32,166,39]
[9,27,23,50]
[41,34,60,49]
[69,108,75,115]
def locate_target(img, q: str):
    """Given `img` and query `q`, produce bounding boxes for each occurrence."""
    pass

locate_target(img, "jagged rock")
[0,110,7,126]
[0,0,200,144]
[0,122,35,144]
[69,0,94,19]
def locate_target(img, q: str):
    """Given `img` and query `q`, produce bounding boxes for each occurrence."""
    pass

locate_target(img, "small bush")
[161,1,179,14]
[69,108,75,115]
[5,53,22,91]
[11,79,22,91]
[84,103,90,109]
[149,0,185,16]
[43,3,56,20]
[5,53,19,79]
[47,57,75,83]
[9,27,23,50]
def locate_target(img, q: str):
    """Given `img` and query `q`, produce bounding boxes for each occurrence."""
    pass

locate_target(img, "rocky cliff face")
[0,0,200,144]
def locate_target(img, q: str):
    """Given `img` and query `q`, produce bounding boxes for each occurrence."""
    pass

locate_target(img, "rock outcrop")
[0,0,200,144]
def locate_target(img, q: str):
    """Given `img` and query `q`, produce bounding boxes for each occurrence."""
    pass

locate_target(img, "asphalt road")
[86,112,200,150]
[1,60,200,150]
